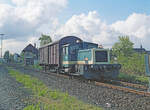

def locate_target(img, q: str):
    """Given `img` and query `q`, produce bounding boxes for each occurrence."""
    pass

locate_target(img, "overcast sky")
[0,0,150,54]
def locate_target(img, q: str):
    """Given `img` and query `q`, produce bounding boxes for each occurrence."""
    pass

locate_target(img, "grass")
[8,68,103,110]
[118,72,149,84]
[31,64,42,70]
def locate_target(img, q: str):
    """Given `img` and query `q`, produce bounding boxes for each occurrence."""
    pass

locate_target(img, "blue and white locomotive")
[39,36,121,80]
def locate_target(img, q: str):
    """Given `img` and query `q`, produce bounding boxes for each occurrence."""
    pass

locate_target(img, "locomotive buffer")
[145,54,150,92]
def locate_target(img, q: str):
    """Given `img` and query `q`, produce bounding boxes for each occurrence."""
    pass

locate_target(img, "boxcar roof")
[39,40,59,48]
[39,36,82,48]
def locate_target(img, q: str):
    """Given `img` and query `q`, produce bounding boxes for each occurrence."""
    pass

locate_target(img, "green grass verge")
[31,64,42,70]
[118,73,149,84]
[8,69,103,110]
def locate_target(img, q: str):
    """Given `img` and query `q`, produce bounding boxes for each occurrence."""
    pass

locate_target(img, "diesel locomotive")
[39,36,121,80]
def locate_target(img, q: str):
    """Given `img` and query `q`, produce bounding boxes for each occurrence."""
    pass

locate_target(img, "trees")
[9,54,14,62]
[112,36,145,75]
[39,34,52,46]
[3,51,15,62]
[112,36,134,57]
[117,53,145,75]
[4,51,10,62]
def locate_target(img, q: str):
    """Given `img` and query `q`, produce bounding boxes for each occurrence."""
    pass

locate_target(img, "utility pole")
[0,34,4,58]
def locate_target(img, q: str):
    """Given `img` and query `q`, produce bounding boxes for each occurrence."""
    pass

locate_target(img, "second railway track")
[8,63,150,97]
[6,63,150,110]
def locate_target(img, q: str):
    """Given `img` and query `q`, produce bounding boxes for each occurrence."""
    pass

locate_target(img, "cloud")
[0,0,68,38]
[1,0,150,55]
[55,12,150,49]
[54,11,121,47]
[111,13,150,38]
[0,0,67,54]
[3,36,40,55]
[111,13,150,48]
[3,39,26,54]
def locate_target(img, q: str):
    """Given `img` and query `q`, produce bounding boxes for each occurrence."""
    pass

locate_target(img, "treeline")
[112,36,145,76]
[3,51,15,62]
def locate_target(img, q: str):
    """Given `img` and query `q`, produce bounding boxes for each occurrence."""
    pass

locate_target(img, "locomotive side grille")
[95,51,108,62]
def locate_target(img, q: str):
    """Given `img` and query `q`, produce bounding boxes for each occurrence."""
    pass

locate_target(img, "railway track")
[94,81,150,96]
[8,64,150,97]
[114,80,148,90]
[39,70,150,97]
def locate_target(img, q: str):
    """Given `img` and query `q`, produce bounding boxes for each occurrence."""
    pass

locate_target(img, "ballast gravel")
[0,65,31,110]
[9,65,150,110]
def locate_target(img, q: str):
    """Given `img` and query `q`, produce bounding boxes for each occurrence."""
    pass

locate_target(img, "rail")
[7,63,150,97]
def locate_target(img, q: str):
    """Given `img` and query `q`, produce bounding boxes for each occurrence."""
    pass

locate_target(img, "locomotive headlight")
[84,57,88,61]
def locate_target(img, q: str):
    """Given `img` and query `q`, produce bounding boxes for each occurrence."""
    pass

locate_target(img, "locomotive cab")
[61,42,99,73]
[94,49,109,64]
[77,48,110,65]
[76,48,121,80]
[62,42,121,80]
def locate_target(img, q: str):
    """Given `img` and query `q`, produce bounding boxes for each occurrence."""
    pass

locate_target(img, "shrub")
[116,53,146,76]
[118,73,149,84]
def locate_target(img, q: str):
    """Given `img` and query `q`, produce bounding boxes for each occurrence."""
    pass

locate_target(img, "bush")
[118,73,149,84]
[116,53,145,76]
[32,64,42,70]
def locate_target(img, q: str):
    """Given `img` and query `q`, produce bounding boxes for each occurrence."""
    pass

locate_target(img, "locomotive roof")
[39,36,82,48]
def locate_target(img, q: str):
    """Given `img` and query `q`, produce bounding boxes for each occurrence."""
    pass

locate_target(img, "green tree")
[4,51,10,61]
[112,36,145,76]
[39,34,52,46]
[112,36,134,57]
[117,53,145,75]
[9,54,14,62]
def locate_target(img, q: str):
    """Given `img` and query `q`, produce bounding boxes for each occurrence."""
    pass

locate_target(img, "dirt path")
[0,65,30,110]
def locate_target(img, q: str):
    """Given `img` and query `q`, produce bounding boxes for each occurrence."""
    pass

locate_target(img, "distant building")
[133,45,146,54]
[0,58,5,63]
[14,53,21,63]
[21,44,38,65]
[146,51,150,55]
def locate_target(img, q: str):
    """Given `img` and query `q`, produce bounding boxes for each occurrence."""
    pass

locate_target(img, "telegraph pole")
[0,34,4,58]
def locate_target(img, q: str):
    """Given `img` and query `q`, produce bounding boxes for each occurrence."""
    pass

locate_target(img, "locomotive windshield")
[95,51,108,62]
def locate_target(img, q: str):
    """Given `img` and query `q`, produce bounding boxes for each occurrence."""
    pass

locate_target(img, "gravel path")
[0,65,31,110]
[11,65,150,110]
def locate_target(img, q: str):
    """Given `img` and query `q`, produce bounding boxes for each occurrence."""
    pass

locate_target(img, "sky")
[0,0,150,54]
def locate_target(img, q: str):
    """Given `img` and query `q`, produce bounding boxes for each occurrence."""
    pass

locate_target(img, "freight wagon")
[39,36,121,80]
